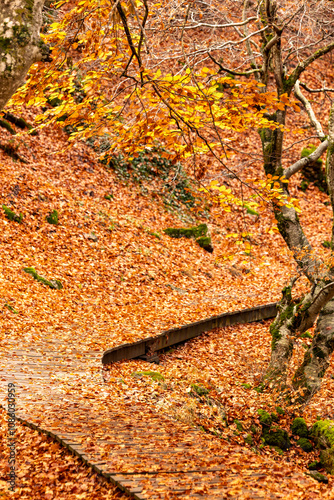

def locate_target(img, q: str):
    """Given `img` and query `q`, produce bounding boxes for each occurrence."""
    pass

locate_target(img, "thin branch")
[172,16,258,30]
[300,82,334,94]
[287,40,334,91]
[294,80,326,140]
[207,53,262,76]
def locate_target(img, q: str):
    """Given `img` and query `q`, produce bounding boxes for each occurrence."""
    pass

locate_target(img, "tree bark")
[292,299,334,401]
[291,101,334,402]
[0,0,46,111]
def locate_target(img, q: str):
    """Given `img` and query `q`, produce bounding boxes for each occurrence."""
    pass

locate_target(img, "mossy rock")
[2,204,23,223]
[191,383,209,396]
[46,209,58,225]
[291,417,309,438]
[310,419,334,474]
[300,144,327,193]
[306,471,328,484]
[263,427,291,451]
[23,267,63,290]
[297,438,313,452]
[163,224,213,253]
[131,371,164,382]
[257,409,272,428]
[164,223,208,239]
[196,236,213,253]
[308,461,320,470]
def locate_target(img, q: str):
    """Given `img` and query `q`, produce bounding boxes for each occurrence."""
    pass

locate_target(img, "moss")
[242,383,252,389]
[300,144,327,193]
[163,224,208,239]
[4,303,18,314]
[300,331,312,339]
[250,424,258,434]
[271,412,279,422]
[306,471,328,484]
[2,205,23,223]
[13,24,30,47]
[257,409,272,428]
[320,449,334,474]
[244,434,253,445]
[104,193,114,200]
[291,418,309,438]
[297,438,313,452]
[273,446,284,455]
[308,461,320,470]
[234,419,243,432]
[191,384,209,396]
[23,267,63,290]
[311,420,334,474]
[263,427,291,450]
[322,241,332,249]
[46,209,58,225]
[0,119,16,135]
[131,371,165,382]
[276,406,285,415]
[196,236,213,253]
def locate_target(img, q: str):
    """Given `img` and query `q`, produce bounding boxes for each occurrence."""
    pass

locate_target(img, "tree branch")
[286,40,334,91]
[284,140,328,180]
[294,80,326,140]
[300,82,334,94]
[207,53,262,76]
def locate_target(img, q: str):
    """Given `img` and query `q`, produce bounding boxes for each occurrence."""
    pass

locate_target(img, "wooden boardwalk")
[0,335,322,499]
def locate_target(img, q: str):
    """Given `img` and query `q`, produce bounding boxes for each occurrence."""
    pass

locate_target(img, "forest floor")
[0,94,334,498]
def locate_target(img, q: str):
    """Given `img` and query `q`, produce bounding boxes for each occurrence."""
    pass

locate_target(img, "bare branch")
[284,139,328,179]
[173,16,258,30]
[207,53,262,76]
[294,80,326,140]
[300,82,334,93]
[287,40,334,91]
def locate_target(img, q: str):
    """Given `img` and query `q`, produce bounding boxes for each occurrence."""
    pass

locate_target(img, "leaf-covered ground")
[0,83,334,497]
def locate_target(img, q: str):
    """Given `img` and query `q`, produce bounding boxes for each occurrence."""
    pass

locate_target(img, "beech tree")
[0,0,48,111]
[3,0,334,403]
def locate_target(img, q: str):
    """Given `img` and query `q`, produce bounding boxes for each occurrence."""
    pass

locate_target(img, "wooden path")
[0,317,323,499]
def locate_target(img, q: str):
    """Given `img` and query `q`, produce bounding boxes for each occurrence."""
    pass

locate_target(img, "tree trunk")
[0,0,46,111]
[292,102,334,402]
[292,299,334,402]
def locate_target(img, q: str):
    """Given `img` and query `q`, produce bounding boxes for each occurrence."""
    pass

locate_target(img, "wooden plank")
[102,303,278,365]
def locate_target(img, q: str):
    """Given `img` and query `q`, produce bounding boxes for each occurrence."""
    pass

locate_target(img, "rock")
[163,224,213,253]
[196,236,213,253]
[263,427,291,451]
[85,231,98,242]
[257,409,272,428]
[130,371,164,382]
[46,209,58,225]
[291,417,309,438]
[310,419,334,473]
[23,267,63,290]
[306,471,328,484]
[297,438,313,452]
[191,384,209,396]
[2,204,23,223]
